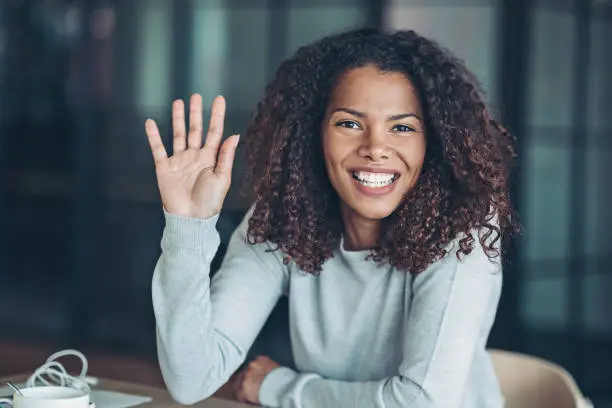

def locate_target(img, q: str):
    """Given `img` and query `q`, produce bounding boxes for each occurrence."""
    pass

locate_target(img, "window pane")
[225,0,268,7]
[584,274,612,336]
[225,8,269,111]
[521,275,568,331]
[135,0,172,112]
[288,7,368,57]
[290,0,370,5]
[584,146,612,255]
[384,6,499,104]
[388,0,497,6]
[525,9,575,129]
[587,20,612,133]
[191,2,229,104]
[534,0,573,12]
[521,131,571,262]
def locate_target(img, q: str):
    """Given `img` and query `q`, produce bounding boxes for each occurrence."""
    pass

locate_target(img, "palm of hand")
[145,94,239,219]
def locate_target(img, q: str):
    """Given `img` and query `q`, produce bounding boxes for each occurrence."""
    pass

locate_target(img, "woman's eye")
[336,120,361,130]
[392,124,415,133]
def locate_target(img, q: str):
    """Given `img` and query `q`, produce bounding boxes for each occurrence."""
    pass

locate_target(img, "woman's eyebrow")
[388,113,422,122]
[330,107,366,118]
[330,108,422,123]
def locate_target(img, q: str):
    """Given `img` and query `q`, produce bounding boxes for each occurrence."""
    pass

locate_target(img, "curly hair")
[243,28,519,275]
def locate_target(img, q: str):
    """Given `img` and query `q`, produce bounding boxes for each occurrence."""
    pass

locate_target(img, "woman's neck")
[341,205,380,251]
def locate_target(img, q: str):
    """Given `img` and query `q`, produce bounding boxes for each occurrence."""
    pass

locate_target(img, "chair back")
[488,349,592,408]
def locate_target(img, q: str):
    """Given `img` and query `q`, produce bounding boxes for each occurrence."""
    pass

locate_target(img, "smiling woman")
[321,66,427,248]
[147,28,519,408]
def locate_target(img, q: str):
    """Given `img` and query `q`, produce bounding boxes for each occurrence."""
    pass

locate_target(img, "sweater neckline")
[338,236,374,261]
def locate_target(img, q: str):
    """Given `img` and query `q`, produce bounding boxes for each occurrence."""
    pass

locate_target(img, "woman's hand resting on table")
[145,94,240,219]
[233,356,281,405]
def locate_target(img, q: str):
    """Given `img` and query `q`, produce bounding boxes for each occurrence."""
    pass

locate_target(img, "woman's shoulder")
[225,204,290,270]
[419,215,503,280]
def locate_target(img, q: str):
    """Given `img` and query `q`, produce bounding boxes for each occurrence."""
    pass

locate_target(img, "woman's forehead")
[328,66,422,116]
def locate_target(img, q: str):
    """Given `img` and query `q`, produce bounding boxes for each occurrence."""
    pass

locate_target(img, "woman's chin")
[347,202,401,221]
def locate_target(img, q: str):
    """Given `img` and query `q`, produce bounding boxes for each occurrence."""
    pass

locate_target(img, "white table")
[0,374,250,408]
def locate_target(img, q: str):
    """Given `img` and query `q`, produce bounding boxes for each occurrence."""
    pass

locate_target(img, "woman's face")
[322,64,427,221]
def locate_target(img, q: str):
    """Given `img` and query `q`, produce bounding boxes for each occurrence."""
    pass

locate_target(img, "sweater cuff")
[161,210,220,254]
[259,367,299,408]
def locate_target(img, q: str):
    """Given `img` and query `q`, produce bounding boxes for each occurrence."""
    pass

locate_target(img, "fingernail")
[235,134,240,146]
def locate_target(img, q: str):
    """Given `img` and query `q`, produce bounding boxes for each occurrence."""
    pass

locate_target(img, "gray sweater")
[152,208,505,408]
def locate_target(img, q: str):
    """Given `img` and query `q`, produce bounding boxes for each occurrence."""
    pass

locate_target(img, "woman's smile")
[350,167,400,196]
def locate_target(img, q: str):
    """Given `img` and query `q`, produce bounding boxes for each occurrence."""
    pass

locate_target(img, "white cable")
[25,349,93,394]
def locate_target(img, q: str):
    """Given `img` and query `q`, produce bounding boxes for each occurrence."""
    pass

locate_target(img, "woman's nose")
[358,130,390,162]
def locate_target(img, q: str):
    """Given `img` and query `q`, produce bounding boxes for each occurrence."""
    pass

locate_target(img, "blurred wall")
[0,0,380,353]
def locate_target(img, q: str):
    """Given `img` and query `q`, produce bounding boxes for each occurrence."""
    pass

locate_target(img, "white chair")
[488,349,593,408]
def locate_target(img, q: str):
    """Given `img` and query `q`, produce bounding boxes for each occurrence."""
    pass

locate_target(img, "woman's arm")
[152,208,288,405]
[258,235,502,408]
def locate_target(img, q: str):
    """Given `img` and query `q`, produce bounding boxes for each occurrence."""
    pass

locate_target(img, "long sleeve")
[258,235,502,408]
[152,208,288,405]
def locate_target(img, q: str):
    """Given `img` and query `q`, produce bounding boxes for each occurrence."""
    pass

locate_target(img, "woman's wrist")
[258,366,299,408]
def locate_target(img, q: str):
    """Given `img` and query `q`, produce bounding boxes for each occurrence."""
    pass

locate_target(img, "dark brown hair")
[243,28,519,274]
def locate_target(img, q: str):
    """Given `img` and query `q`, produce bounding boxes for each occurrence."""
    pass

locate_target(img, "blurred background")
[0,0,611,405]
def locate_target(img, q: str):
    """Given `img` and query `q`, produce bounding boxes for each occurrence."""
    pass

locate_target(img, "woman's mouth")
[350,170,400,196]
[352,170,398,187]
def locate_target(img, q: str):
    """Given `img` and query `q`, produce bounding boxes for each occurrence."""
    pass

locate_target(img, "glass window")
[290,0,370,6]
[135,0,172,112]
[224,8,269,112]
[587,20,612,133]
[190,2,230,105]
[388,0,497,6]
[521,275,568,330]
[521,132,572,262]
[190,0,269,113]
[384,6,500,104]
[583,274,612,335]
[287,6,368,57]
[525,9,575,129]
[584,147,612,255]
[534,0,573,12]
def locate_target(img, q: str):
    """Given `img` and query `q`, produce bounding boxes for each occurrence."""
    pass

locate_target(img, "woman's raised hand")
[145,94,239,219]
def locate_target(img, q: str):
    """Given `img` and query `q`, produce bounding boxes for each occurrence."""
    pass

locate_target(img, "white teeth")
[353,171,396,187]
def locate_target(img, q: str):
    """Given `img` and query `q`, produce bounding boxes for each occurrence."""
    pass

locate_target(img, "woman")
[145,28,518,408]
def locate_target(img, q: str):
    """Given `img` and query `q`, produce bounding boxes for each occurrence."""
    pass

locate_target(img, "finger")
[233,372,244,392]
[233,372,246,400]
[204,95,226,153]
[235,389,247,403]
[172,99,186,152]
[145,119,167,165]
[214,134,239,177]
[188,93,204,149]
